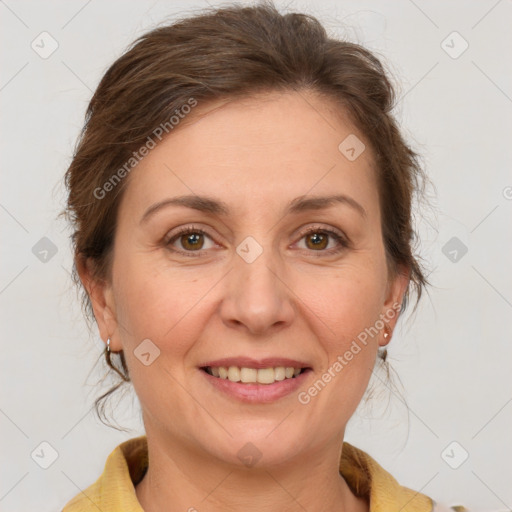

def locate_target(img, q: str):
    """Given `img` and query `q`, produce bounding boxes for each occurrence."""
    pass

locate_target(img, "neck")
[135,429,368,512]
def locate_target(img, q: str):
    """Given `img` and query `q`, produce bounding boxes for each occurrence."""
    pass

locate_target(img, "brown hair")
[61,0,430,426]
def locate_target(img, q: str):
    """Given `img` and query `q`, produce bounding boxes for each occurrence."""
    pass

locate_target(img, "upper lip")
[199,357,312,370]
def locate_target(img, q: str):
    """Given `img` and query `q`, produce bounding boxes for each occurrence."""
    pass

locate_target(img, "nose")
[219,244,296,336]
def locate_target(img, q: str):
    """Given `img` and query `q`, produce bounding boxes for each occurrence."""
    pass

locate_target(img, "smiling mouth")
[201,366,311,385]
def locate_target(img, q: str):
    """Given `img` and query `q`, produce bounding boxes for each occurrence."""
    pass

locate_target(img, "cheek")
[112,264,215,411]
[297,266,384,399]
[112,256,214,356]
[304,263,386,337]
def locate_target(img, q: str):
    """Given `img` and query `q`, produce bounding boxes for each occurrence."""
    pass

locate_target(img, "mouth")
[199,363,313,403]
[200,365,311,385]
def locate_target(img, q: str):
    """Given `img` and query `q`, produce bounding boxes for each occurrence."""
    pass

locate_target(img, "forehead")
[118,90,379,221]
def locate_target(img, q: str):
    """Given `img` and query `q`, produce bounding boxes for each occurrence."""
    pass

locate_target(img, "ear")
[75,255,122,352]
[379,263,410,347]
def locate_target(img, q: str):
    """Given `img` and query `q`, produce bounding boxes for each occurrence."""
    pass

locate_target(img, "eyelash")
[164,224,349,258]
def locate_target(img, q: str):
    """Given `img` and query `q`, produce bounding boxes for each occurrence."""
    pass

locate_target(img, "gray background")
[1,0,511,510]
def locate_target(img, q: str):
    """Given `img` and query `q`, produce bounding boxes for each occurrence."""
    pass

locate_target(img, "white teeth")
[240,367,258,383]
[257,368,275,384]
[207,365,304,384]
[274,367,285,381]
[227,366,241,382]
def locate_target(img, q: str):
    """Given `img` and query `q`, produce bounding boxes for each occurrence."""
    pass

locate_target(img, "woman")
[61,2,468,510]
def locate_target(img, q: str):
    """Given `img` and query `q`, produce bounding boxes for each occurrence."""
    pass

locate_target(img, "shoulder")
[340,441,472,512]
[62,436,147,511]
[431,504,474,512]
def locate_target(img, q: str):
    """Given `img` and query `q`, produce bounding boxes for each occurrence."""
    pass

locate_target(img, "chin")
[199,428,307,470]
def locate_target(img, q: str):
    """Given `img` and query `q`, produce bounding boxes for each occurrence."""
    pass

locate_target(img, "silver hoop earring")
[106,338,111,353]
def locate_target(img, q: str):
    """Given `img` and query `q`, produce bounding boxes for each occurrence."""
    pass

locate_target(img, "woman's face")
[85,90,408,467]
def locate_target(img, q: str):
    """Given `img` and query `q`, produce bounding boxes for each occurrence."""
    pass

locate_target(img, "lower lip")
[200,368,312,403]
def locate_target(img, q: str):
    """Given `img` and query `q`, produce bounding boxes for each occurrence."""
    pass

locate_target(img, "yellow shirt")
[62,436,467,511]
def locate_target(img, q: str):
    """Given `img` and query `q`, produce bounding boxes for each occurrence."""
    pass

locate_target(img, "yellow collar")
[63,435,436,511]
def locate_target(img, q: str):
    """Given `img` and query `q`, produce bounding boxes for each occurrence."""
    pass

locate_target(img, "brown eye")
[304,232,329,250]
[179,232,205,251]
[296,227,348,256]
[166,226,215,255]
[165,225,348,258]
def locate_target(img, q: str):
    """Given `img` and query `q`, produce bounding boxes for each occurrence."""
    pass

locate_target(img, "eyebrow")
[140,193,367,224]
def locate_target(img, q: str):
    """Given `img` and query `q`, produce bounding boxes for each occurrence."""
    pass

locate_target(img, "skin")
[78,90,409,512]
